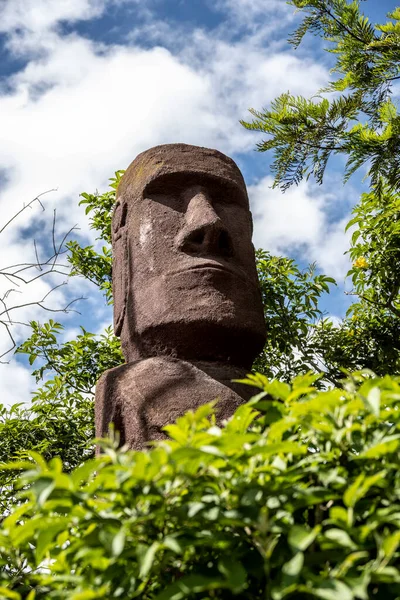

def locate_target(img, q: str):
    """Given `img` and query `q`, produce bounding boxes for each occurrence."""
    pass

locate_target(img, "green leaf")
[250,441,307,457]
[358,436,400,459]
[311,580,353,600]
[365,386,381,416]
[111,528,126,557]
[218,557,247,591]
[0,588,21,599]
[70,591,105,600]
[32,476,56,506]
[138,542,160,579]
[3,501,33,530]
[288,525,320,552]
[324,529,356,549]
[36,519,70,563]
[329,506,348,525]
[344,472,386,507]
[382,530,400,561]
[162,536,182,554]
[154,574,227,600]
[282,551,304,577]
[163,424,188,444]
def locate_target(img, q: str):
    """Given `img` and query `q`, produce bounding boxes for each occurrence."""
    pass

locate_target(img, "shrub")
[1,371,400,599]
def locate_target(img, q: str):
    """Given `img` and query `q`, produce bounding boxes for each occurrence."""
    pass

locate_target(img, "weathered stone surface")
[96,143,266,447]
[96,358,256,450]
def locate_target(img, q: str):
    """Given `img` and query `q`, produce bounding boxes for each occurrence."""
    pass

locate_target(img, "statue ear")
[112,201,128,337]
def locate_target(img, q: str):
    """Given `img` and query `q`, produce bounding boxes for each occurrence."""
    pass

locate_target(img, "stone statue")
[95,144,266,449]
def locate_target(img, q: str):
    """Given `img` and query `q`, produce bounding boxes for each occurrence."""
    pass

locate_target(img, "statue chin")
[120,269,266,366]
[122,320,265,369]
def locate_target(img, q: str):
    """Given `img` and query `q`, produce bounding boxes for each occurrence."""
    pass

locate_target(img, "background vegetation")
[1,1,400,597]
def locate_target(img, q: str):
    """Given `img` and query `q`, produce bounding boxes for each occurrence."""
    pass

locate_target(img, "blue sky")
[0,0,398,403]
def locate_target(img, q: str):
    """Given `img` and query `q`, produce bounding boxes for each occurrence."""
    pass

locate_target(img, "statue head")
[112,143,266,368]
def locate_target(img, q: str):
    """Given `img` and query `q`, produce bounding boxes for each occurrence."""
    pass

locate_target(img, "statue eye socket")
[211,182,245,207]
[112,202,127,234]
[145,177,186,212]
[145,178,185,197]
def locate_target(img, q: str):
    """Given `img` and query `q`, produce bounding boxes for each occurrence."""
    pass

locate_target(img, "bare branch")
[52,209,57,257]
[0,191,82,360]
[33,239,42,272]
[0,189,56,236]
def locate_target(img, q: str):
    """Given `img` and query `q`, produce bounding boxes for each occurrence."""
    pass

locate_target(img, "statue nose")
[177,191,233,257]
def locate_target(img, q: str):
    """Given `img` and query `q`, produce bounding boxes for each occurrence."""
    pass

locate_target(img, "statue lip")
[170,260,254,285]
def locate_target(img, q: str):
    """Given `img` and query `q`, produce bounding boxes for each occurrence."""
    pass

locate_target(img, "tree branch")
[319,5,371,46]
[0,193,82,360]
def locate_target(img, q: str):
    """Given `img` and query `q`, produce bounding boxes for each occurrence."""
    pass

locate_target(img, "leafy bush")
[0,392,93,515]
[1,371,400,600]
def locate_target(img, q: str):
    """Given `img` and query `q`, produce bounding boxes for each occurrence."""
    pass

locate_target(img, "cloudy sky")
[0,0,397,404]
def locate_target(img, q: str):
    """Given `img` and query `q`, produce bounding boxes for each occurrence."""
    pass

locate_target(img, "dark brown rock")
[96,143,266,448]
[96,358,256,450]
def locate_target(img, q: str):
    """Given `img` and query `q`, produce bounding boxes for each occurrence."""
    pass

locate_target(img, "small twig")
[57,224,79,256]
[0,321,16,363]
[0,296,12,327]
[33,239,42,272]
[0,292,86,361]
[0,189,56,235]
[0,267,71,286]
[52,209,57,256]
[40,281,68,303]
[2,288,21,300]
[1,273,20,287]
[345,290,400,318]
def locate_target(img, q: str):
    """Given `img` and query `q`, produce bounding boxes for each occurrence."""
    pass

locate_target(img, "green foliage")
[1,372,400,599]
[254,246,400,385]
[0,175,125,491]
[78,170,124,244]
[67,170,124,302]
[0,394,93,514]
[241,0,400,383]
[3,5,400,595]
[68,241,113,302]
[254,250,337,383]
[346,186,400,321]
[6,2,400,487]
[241,1,400,195]
[307,312,400,380]
[17,320,123,395]
[333,184,400,375]
[0,395,93,474]
[0,322,123,512]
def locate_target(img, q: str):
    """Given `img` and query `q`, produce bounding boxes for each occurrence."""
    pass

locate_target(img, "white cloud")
[186,31,327,122]
[0,21,327,231]
[250,176,352,279]
[0,358,34,407]
[0,41,213,230]
[213,0,294,22]
[0,0,143,34]
[313,217,352,281]
[250,176,328,252]
[0,0,105,33]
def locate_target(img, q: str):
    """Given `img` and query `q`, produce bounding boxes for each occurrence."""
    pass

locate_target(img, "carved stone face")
[112,144,266,367]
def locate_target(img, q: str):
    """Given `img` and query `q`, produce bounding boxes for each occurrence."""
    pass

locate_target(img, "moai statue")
[95,144,266,449]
